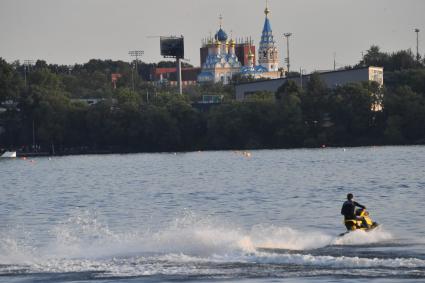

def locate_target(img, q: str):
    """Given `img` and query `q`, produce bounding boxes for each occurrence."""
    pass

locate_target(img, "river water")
[1,146,425,282]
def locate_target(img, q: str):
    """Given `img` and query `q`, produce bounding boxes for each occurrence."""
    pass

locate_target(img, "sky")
[0,0,424,73]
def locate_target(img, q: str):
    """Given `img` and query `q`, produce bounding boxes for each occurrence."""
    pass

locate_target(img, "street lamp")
[283,33,292,74]
[414,28,420,61]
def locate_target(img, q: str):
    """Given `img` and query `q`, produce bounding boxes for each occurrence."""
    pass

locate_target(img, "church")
[256,2,281,79]
[197,17,242,85]
[198,2,282,84]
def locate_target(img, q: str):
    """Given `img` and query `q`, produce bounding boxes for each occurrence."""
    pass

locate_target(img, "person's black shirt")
[341,200,365,220]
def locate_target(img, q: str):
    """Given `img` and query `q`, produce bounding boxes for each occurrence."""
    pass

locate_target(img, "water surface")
[1,146,425,282]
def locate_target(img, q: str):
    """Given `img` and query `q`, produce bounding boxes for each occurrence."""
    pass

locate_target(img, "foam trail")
[38,211,250,259]
[249,225,334,250]
[1,212,420,279]
[249,252,425,268]
[332,227,393,246]
[0,235,35,265]
[1,213,395,263]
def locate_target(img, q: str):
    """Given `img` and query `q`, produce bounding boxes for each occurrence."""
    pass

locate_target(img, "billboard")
[160,36,184,59]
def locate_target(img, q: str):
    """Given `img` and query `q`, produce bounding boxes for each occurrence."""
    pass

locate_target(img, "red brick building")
[235,43,256,67]
[151,67,201,87]
[200,41,255,67]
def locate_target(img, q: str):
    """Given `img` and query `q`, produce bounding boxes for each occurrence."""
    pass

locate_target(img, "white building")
[235,66,385,101]
[197,19,242,85]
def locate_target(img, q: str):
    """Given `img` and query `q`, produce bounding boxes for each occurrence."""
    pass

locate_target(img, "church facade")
[198,2,282,84]
[197,23,242,85]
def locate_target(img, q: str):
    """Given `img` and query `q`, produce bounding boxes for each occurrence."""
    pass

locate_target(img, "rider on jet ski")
[341,193,367,230]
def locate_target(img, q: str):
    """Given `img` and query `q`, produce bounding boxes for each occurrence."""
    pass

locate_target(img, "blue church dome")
[215,28,228,42]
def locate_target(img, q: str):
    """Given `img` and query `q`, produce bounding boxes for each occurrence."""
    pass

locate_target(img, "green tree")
[275,81,306,147]
[0,58,23,103]
[115,87,141,109]
[359,45,390,68]
[140,105,181,151]
[357,45,422,71]
[166,99,203,150]
[300,73,329,146]
[383,86,425,143]
[328,83,375,145]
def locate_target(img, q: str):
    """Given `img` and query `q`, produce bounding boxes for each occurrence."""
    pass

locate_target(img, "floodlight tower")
[128,50,144,73]
[128,50,144,91]
[415,28,420,62]
[283,33,292,74]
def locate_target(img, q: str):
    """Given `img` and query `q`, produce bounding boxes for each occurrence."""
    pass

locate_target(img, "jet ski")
[339,208,379,237]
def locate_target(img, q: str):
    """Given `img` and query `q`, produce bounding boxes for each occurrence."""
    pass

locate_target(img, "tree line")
[0,45,425,154]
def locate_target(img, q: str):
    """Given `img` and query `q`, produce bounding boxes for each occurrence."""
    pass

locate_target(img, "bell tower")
[258,0,279,72]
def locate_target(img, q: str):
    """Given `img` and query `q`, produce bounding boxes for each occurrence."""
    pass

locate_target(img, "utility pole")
[177,58,182,95]
[300,67,303,89]
[333,52,336,70]
[299,68,306,89]
[23,60,34,88]
[128,50,144,91]
[284,33,292,74]
[32,119,35,151]
[130,62,135,92]
[415,28,420,62]
[23,60,35,149]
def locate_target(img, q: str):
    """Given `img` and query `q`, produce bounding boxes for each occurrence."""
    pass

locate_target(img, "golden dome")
[248,48,254,58]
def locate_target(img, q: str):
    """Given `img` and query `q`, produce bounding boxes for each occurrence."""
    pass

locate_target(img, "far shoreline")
[10,143,425,158]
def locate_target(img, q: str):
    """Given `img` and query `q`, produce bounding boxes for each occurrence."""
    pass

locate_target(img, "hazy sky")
[0,0,424,72]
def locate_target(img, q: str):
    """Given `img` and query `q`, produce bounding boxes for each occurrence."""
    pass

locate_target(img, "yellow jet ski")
[339,208,379,236]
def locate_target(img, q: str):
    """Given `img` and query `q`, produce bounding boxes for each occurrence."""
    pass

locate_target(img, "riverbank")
[7,142,424,158]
